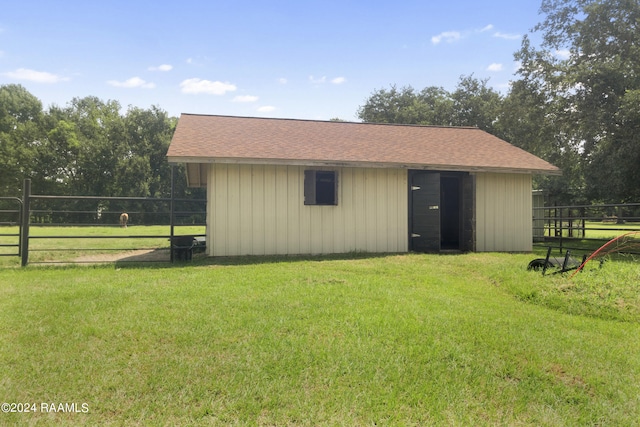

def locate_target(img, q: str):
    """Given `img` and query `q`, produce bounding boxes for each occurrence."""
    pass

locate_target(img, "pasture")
[1,242,639,425]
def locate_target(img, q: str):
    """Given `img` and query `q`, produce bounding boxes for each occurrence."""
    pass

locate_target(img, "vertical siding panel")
[332,168,346,253]
[353,168,367,250]
[511,176,521,249]
[475,173,487,252]
[239,165,253,255]
[287,166,300,254]
[342,168,356,251]
[398,170,408,251]
[494,174,504,250]
[389,168,401,252]
[385,169,396,252]
[364,169,376,251]
[263,165,277,254]
[275,166,289,254]
[376,168,389,252]
[214,164,228,256]
[487,174,498,250]
[321,206,335,254]
[208,164,220,256]
[299,169,311,254]
[309,205,323,254]
[475,173,532,252]
[250,165,264,255]
[226,164,241,256]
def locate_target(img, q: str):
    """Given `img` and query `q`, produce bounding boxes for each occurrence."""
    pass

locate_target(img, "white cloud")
[257,106,276,112]
[233,95,259,103]
[331,77,346,84]
[107,77,155,89]
[149,64,173,71]
[309,75,327,84]
[4,68,69,83]
[493,32,521,40]
[431,31,461,45]
[555,49,571,59]
[180,78,237,95]
[278,78,288,84]
[487,63,503,72]
[480,24,494,32]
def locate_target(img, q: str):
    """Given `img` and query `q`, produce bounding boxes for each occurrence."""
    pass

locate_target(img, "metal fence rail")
[6,176,206,266]
[533,203,640,254]
[0,197,22,257]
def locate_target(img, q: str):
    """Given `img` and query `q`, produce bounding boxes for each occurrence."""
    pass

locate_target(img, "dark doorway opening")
[440,176,461,250]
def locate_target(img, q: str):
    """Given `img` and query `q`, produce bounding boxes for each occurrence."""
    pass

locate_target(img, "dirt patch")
[74,249,170,264]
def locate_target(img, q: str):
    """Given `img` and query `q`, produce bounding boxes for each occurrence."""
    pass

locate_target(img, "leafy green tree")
[357,85,443,124]
[58,96,125,196]
[451,75,503,134]
[119,106,176,198]
[515,0,640,202]
[357,76,501,132]
[0,84,44,196]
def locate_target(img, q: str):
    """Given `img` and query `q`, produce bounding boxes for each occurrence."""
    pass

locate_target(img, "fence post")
[170,165,175,263]
[559,207,564,253]
[20,179,31,267]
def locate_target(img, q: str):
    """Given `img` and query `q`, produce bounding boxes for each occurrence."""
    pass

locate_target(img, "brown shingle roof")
[167,114,560,175]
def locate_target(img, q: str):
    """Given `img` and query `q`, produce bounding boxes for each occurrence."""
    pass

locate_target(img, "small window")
[304,170,337,205]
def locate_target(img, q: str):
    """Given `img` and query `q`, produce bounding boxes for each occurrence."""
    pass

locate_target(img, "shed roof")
[167,114,561,175]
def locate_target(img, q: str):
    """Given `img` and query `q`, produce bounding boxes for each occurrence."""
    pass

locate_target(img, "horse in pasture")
[119,212,129,228]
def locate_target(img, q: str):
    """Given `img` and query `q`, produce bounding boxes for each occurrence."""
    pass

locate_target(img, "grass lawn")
[1,251,639,425]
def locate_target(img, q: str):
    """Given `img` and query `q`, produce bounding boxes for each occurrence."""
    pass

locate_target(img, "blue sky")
[1,0,545,121]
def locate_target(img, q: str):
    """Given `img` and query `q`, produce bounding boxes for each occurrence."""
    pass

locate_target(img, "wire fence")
[0,178,206,266]
[533,202,640,255]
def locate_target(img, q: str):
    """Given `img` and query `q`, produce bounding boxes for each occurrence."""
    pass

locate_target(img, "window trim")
[304,170,338,206]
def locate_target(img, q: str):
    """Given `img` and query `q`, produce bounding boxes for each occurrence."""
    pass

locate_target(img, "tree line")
[0,87,205,225]
[0,86,192,199]
[358,0,640,204]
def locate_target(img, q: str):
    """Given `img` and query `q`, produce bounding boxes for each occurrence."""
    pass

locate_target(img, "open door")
[410,171,474,253]
[410,172,441,252]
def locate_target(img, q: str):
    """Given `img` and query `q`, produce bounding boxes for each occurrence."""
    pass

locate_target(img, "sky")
[0,0,546,121]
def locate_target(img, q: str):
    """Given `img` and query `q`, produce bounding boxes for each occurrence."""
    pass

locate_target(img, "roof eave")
[167,155,562,176]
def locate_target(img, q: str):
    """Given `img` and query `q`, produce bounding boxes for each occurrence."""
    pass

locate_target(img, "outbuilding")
[167,114,560,256]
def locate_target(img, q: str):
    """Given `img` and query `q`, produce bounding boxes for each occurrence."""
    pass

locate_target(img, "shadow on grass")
[114,250,408,269]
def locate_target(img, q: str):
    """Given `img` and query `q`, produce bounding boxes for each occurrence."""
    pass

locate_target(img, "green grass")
[540,221,640,240]
[1,252,639,425]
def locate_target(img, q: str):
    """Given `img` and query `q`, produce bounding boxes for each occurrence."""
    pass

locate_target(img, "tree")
[450,75,503,134]
[514,0,640,202]
[357,85,448,125]
[357,76,502,133]
[119,106,176,198]
[0,84,44,196]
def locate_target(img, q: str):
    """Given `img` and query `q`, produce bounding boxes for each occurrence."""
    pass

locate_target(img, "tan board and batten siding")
[207,164,408,256]
[204,162,534,256]
[475,173,533,252]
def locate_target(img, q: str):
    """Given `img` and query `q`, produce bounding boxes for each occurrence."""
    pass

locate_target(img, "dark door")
[410,172,440,252]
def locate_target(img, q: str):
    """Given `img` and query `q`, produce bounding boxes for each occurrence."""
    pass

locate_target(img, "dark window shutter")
[304,170,316,205]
